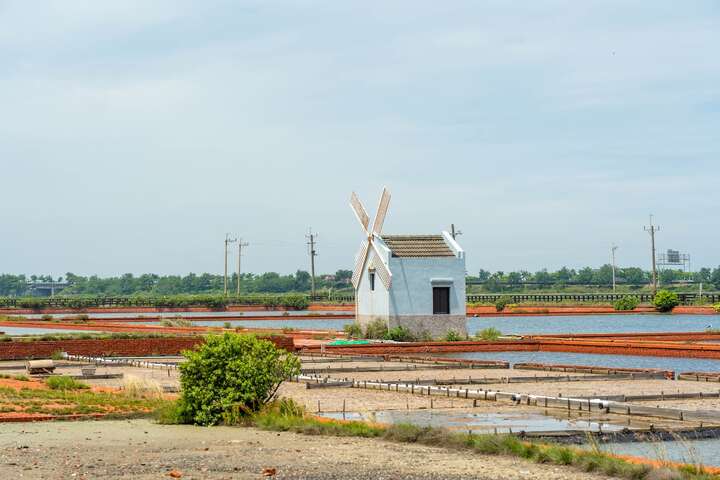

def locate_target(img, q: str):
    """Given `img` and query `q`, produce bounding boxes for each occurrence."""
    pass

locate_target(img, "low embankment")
[0,335,294,360]
[3,303,716,317]
[307,332,720,360]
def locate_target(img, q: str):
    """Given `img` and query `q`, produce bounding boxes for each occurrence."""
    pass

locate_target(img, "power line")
[644,215,660,295]
[224,233,237,296]
[450,224,463,240]
[306,228,318,298]
[237,238,249,295]
[610,244,618,292]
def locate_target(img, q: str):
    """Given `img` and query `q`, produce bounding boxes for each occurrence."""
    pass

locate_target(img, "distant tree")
[620,267,647,285]
[477,269,491,282]
[506,271,522,285]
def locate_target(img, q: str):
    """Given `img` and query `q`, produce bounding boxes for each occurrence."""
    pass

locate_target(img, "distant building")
[354,233,467,338]
[350,188,467,338]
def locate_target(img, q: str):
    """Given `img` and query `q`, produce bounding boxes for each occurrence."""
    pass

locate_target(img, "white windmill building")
[350,188,467,339]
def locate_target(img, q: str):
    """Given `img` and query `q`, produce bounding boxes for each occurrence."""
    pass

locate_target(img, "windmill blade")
[350,192,370,233]
[351,240,369,289]
[370,241,392,289]
[371,187,391,234]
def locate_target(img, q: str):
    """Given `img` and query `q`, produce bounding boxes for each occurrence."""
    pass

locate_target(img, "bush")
[383,326,416,342]
[281,294,309,310]
[40,314,53,321]
[653,290,680,312]
[613,296,639,311]
[176,333,300,426]
[51,350,66,360]
[364,318,388,339]
[444,330,463,342]
[343,323,362,338]
[476,327,502,341]
[713,303,720,313]
[46,376,89,390]
[494,296,513,312]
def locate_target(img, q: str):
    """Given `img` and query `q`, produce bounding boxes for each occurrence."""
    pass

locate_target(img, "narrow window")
[369,271,376,291]
[433,287,450,314]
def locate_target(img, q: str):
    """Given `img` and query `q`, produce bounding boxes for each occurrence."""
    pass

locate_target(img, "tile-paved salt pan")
[444,379,720,399]
[322,368,586,383]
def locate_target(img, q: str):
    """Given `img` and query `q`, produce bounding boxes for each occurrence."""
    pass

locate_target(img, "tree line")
[1,265,719,297]
[470,265,720,292]
[0,270,353,297]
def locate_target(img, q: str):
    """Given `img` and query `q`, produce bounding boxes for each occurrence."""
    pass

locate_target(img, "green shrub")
[343,323,362,338]
[476,327,502,341]
[176,333,300,426]
[46,376,90,390]
[13,374,29,381]
[444,330,463,342]
[40,314,53,321]
[281,294,309,310]
[50,350,66,360]
[0,335,11,342]
[494,296,513,312]
[653,290,680,312]
[383,326,416,342]
[223,322,232,329]
[613,296,639,311]
[364,318,388,339]
[713,303,720,313]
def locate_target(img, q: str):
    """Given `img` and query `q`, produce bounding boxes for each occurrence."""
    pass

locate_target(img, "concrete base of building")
[357,314,468,339]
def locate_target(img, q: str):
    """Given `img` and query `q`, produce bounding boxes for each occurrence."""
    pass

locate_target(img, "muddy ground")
[0,419,608,480]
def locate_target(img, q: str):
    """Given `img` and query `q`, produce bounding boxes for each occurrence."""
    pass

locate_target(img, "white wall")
[388,256,466,316]
[356,237,391,320]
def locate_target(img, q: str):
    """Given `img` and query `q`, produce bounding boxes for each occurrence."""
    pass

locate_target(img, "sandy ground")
[0,419,610,480]
[638,397,720,410]
[275,383,687,430]
[277,382,481,412]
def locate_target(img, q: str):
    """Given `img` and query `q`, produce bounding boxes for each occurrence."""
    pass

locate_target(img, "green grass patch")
[476,327,502,341]
[46,376,90,390]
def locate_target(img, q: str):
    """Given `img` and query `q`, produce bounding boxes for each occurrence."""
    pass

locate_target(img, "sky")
[1,1,719,278]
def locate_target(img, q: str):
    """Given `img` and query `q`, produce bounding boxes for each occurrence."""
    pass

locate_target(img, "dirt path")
[0,419,608,480]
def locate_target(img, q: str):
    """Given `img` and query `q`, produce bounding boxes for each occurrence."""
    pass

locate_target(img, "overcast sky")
[1,1,718,278]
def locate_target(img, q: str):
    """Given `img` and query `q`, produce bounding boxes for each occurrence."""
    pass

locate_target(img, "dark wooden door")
[433,287,450,314]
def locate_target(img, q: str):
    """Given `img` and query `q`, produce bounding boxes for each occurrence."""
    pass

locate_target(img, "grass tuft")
[46,376,90,390]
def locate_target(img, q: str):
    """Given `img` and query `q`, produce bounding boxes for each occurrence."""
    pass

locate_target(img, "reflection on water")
[319,409,624,433]
[1,326,100,335]
[467,314,717,336]
[596,438,720,468]
[21,310,352,320]
[439,351,720,374]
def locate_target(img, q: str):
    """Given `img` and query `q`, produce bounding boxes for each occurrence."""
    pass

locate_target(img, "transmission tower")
[306,229,318,298]
[644,215,660,295]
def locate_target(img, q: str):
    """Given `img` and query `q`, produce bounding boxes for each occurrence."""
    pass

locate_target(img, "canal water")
[439,351,720,373]
[466,314,717,336]
[131,313,718,335]
[0,326,100,335]
[189,319,349,330]
[595,438,720,468]
[19,310,352,320]
[319,409,625,434]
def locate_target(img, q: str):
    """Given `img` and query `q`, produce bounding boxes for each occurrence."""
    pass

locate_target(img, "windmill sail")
[372,187,391,234]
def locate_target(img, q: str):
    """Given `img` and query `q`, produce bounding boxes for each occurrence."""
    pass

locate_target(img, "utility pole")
[306,229,318,299]
[644,215,660,295]
[610,244,618,292]
[450,224,463,240]
[237,239,249,296]
[224,234,237,296]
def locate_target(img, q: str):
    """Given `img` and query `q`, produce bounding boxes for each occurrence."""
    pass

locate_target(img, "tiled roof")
[380,235,455,258]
